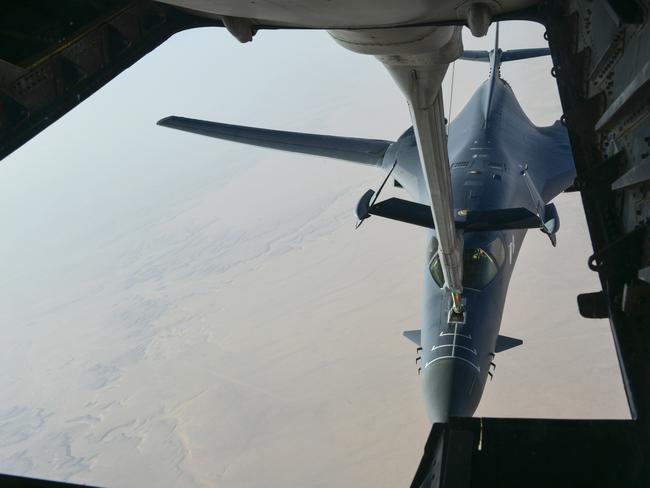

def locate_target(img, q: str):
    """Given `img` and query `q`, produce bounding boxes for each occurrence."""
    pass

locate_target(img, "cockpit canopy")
[429,236,505,290]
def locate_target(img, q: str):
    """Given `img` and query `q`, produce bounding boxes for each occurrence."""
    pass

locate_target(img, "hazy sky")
[0,22,628,487]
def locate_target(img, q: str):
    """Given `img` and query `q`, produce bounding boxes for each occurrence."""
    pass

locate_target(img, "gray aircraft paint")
[158,47,575,423]
[379,58,574,421]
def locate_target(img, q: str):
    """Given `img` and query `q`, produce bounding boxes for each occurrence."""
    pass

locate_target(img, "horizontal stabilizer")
[495,335,523,353]
[366,197,544,232]
[403,330,421,346]
[462,207,542,231]
[369,197,434,228]
[460,48,550,63]
[157,116,392,166]
[460,50,490,62]
[500,48,551,62]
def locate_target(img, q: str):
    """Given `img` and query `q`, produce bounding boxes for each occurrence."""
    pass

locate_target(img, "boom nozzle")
[448,292,466,324]
[451,292,463,313]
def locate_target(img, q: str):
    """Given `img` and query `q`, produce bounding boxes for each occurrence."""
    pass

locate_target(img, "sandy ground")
[0,156,629,487]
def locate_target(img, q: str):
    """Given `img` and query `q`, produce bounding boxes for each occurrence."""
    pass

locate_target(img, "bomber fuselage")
[387,76,574,422]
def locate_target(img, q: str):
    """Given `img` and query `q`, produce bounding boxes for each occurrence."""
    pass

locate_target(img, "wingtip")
[156,116,178,127]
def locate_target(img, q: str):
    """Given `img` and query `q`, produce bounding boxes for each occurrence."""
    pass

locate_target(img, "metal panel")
[0,0,223,161]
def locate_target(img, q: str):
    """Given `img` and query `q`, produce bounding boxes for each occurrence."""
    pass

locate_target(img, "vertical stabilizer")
[488,22,501,79]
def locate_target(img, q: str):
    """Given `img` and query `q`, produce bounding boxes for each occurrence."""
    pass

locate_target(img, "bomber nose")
[421,358,481,423]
